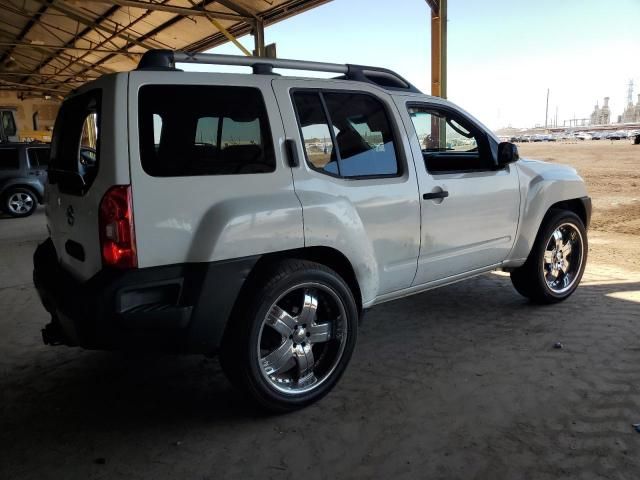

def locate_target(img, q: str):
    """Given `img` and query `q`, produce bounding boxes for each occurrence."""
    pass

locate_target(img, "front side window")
[292,91,400,178]
[0,148,19,170]
[139,85,275,177]
[408,107,491,173]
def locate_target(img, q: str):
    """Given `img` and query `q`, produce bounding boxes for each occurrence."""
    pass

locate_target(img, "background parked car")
[575,132,592,141]
[0,142,49,217]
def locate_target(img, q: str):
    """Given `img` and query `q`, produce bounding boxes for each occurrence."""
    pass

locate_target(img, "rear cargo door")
[127,71,303,268]
[46,74,130,281]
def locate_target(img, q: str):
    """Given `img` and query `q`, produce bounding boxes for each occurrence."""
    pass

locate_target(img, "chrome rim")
[542,222,584,294]
[257,282,348,395]
[7,192,34,215]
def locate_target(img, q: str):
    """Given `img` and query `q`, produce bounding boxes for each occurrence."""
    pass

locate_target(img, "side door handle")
[423,190,449,200]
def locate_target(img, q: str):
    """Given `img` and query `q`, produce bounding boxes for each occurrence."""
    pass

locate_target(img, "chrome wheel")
[257,282,348,395]
[542,222,584,294]
[7,192,35,215]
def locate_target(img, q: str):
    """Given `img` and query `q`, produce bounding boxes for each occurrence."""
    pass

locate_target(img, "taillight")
[99,185,137,269]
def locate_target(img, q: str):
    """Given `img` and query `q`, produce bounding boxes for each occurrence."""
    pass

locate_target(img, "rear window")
[0,148,19,170]
[138,85,275,177]
[28,148,50,168]
[49,89,101,194]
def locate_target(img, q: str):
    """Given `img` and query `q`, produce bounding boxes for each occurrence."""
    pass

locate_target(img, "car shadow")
[1,273,639,475]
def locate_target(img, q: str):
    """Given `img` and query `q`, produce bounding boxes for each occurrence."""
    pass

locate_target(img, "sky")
[181,0,640,129]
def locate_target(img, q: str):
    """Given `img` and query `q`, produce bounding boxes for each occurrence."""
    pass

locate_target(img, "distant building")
[622,94,640,123]
[590,97,610,125]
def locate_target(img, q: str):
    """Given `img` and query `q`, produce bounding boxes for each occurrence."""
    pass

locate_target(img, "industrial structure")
[621,81,640,124]
[589,97,611,126]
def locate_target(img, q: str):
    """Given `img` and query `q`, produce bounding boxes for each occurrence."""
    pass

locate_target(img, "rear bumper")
[33,238,258,354]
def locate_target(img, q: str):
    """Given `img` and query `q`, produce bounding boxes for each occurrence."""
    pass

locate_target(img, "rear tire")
[220,259,358,412]
[511,210,587,304]
[2,187,37,218]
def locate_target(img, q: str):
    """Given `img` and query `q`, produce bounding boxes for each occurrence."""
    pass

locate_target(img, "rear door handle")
[423,191,449,200]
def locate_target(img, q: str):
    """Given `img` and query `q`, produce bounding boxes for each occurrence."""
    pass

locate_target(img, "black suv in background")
[0,143,49,217]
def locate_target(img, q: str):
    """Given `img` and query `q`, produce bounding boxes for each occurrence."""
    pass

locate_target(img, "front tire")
[511,210,587,304]
[220,259,358,412]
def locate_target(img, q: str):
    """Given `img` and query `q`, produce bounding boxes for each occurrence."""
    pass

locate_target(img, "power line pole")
[545,88,549,129]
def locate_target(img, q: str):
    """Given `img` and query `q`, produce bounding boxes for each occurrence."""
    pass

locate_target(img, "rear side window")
[0,148,19,170]
[49,89,101,194]
[28,148,50,168]
[293,91,400,178]
[138,85,275,177]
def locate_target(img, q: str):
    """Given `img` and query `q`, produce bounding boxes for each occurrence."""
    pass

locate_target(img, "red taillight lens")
[99,185,137,269]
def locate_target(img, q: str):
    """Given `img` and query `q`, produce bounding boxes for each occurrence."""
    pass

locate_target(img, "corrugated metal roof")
[0,0,331,97]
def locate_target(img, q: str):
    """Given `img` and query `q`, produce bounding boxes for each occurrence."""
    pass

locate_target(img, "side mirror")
[497,141,519,167]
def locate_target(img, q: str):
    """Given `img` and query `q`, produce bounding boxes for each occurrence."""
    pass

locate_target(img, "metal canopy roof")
[0,0,331,98]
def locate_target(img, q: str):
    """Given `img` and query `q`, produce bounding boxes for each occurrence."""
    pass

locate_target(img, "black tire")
[511,209,588,304]
[2,187,37,218]
[220,259,358,412]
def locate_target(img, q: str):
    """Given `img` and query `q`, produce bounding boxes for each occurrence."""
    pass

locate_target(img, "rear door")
[47,74,130,281]
[127,71,303,267]
[272,78,422,301]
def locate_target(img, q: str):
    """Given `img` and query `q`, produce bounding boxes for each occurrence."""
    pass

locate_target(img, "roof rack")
[137,49,421,94]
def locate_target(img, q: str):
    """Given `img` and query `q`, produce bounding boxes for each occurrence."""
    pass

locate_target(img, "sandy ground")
[518,141,640,271]
[1,143,640,479]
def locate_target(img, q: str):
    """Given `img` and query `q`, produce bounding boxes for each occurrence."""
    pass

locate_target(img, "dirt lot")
[518,141,640,270]
[1,142,639,479]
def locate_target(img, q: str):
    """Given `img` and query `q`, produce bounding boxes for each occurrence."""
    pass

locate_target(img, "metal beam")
[428,0,446,98]
[44,1,163,51]
[81,0,251,21]
[253,19,265,57]
[0,41,144,54]
[213,0,258,19]
[186,0,252,56]
[50,0,222,91]
[0,0,53,65]
[182,0,331,54]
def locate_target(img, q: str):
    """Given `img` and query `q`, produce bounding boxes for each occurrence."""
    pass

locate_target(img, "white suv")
[34,50,591,411]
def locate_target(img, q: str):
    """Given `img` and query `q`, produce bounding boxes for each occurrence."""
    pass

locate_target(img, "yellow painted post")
[430,0,447,98]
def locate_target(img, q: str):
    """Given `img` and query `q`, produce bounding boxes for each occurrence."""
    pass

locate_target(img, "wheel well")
[247,247,363,313]
[548,198,587,226]
[2,184,42,203]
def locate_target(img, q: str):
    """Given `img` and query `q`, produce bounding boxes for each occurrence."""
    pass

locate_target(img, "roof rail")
[136,49,421,93]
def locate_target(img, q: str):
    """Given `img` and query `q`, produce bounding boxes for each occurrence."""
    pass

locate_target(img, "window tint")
[49,89,101,194]
[139,85,275,177]
[1,111,16,137]
[0,148,19,170]
[28,148,50,167]
[195,117,218,146]
[292,91,399,178]
[408,107,491,173]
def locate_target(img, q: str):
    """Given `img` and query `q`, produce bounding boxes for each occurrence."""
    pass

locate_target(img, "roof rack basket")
[137,49,421,93]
